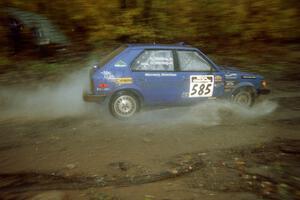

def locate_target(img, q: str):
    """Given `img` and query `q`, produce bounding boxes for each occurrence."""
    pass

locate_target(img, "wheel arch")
[109,88,144,106]
[231,82,257,97]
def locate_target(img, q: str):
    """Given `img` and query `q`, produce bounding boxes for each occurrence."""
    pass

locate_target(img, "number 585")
[191,83,212,96]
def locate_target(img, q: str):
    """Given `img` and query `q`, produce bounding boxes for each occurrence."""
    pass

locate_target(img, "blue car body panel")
[86,44,268,106]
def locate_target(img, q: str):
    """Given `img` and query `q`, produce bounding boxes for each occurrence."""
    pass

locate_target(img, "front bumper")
[257,88,271,95]
[83,91,106,103]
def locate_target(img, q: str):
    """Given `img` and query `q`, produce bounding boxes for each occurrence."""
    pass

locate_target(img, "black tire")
[232,88,255,107]
[109,91,139,119]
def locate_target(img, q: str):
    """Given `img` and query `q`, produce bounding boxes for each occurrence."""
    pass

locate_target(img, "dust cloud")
[128,100,277,126]
[0,68,97,119]
[185,100,277,125]
[0,70,277,125]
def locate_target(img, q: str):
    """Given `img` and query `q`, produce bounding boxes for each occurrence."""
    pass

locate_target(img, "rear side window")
[177,51,211,71]
[131,50,174,71]
[98,45,126,67]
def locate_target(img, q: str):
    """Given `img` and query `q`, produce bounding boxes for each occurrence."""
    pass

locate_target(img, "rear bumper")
[257,88,271,95]
[83,91,106,103]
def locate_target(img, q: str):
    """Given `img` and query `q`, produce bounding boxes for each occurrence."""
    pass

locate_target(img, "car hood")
[218,65,242,73]
[218,65,263,79]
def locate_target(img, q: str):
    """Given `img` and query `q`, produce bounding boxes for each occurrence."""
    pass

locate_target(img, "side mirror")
[93,64,99,69]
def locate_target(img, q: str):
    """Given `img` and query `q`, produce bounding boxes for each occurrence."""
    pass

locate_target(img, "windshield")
[98,45,127,67]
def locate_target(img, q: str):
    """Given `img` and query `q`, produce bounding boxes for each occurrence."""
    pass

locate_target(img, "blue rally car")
[83,43,270,119]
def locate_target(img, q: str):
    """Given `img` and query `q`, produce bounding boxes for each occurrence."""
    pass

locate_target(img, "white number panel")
[189,75,214,97]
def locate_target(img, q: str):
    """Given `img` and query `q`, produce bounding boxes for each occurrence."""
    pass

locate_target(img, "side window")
[177,51,212,71]
[132,50,174,71]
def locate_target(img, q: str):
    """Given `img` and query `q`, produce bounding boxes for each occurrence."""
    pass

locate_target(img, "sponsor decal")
[224,81,236,89]
[145,73,160,77]
[242,75,256,79]
[141,57,173,67]
[96,87,110,91]
[214,82,223,88]
[215,75,223,82]
[114,60,127,68]
[145,73,177,77]
[101,71,132,85]
[225,73,238,79]
[115,77,133,85]
[101,71,115,80]
[189,75,214,98]
[161,73,177,77]
[181,92,189,98]
[149,57,173,66]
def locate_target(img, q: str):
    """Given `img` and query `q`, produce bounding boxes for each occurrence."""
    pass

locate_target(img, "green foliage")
[1,0,299,46]
[0,55,12,66]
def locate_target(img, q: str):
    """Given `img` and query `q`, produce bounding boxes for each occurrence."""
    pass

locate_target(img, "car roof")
[126,43,197,50]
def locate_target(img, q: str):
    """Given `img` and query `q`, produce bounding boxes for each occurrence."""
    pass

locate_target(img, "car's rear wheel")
[232,88,255,107]
[109,92,139,119]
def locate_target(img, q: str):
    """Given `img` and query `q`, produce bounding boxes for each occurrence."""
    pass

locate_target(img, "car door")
[174,50,224,104]
[130,49,180,105]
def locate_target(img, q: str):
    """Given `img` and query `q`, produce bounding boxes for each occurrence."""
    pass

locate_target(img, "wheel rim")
[234,91,252,106]
[113,95,137,117]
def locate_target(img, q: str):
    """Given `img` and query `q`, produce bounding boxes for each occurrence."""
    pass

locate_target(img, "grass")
[0,55,12,66]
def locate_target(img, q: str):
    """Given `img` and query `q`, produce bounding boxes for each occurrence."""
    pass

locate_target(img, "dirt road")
[0,73,299,199]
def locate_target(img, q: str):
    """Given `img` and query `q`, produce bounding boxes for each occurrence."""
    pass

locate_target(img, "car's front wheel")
[109,92,139,119]
[232,88,255,107]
